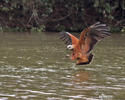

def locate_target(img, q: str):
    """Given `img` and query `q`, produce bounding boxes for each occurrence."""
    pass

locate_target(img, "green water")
[0,32,125,100]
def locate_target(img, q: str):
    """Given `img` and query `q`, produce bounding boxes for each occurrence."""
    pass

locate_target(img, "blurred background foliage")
[0,0,124,33]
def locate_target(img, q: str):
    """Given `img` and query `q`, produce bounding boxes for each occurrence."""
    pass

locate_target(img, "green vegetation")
[0,0,124,32]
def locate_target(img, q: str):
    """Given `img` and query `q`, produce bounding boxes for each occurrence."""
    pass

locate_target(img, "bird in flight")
[59,22,110,65]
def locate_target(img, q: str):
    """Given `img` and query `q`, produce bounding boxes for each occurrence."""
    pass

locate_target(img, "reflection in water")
[73,70,89,83]
[0,33,125,100]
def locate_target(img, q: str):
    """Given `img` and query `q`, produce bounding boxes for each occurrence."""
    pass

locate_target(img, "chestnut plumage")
[59,22,110,65]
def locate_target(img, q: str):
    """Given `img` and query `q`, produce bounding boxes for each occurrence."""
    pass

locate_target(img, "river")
[0,32,125,100]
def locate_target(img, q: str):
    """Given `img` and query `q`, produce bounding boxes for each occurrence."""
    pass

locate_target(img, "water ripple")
[0,94,15,97]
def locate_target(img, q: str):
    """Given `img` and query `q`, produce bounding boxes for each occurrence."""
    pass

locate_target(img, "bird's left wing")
[79,22,110,54]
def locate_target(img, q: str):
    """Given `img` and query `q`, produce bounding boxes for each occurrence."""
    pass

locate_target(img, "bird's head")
[67,45,74,50]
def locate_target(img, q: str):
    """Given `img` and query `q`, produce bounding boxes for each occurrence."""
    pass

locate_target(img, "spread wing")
[59,31,79,45]
[79,22,110,54]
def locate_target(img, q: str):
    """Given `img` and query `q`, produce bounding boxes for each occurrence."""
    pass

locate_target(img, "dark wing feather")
[59,31,72,45]
[82,22,110,54]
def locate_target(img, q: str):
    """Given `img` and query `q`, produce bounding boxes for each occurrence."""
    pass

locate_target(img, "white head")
[67,45,74,50]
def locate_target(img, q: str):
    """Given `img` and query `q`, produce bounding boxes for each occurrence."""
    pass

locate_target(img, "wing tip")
[60,31,70,34]
[59,31,72,45]
[90,22,111,35]
[66,32,70,34]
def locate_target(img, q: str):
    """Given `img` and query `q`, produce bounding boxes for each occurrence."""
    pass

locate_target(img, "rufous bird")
[59,22,110,65]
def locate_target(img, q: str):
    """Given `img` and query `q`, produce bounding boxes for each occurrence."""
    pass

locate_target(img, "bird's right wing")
[59,31,79,46]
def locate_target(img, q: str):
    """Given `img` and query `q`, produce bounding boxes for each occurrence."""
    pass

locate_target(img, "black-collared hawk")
[59,22,110,65]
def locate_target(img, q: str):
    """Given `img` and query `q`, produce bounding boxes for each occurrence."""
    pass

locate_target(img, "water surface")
[0,32,125,100]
